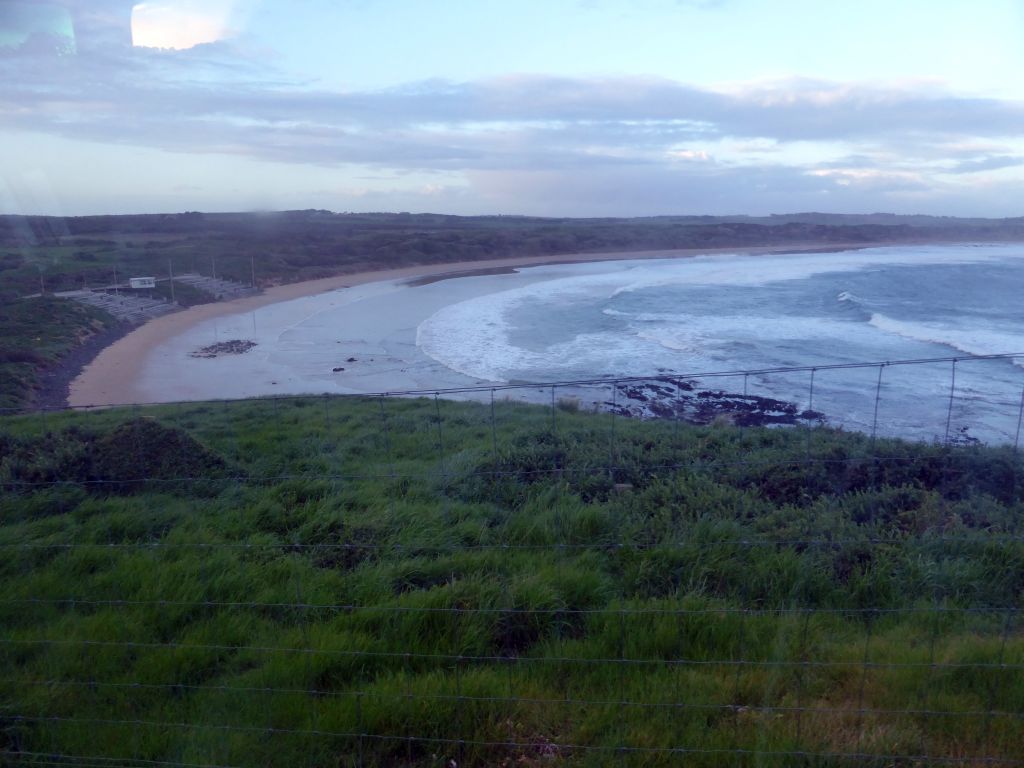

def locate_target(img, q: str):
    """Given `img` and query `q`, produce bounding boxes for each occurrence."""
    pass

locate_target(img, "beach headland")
[65,240,922,408]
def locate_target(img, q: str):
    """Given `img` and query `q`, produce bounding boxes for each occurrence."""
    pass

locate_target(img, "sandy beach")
[66,242,890,407]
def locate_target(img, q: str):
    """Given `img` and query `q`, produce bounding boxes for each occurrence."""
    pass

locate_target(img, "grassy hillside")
[1,397,1022,766]
[0,297,118,410]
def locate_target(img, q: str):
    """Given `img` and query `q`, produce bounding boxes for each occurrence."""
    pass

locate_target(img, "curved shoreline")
[67,241,890,408]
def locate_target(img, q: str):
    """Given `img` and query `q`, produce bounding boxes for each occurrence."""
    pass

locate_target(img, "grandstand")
[52,271,258,325]
[53,289,179,324]
[171,272,258,300]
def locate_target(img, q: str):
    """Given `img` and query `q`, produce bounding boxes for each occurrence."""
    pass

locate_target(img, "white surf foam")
[416,244,1024,383]
[868,314,1024,366]
[606,244,1013,296]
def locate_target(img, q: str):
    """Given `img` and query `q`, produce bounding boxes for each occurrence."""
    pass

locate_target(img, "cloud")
[807,167,927,192]
[945,155,1024,174]
[4,64,1022,165]
[1,35,1023,215]
[63,0,135,52]
[131,1,245,50]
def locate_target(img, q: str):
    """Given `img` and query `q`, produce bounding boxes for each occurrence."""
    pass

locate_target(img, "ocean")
[132,243,1024,444]
[416,243,1024,443]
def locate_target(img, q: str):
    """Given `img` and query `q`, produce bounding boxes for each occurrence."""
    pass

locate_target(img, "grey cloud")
[946,155,1024,174]
[4,30,1024,155]
[1,37,1023,216]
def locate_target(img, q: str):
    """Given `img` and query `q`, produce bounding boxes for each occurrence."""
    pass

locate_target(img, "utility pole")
[251,254,256,288]
[211,256,216,280]
[113,265,119,295]
[168,260,176,302]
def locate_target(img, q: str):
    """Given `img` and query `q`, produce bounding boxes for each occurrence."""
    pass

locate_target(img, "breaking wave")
[417,244,1024,383]
[868,314,1024,367]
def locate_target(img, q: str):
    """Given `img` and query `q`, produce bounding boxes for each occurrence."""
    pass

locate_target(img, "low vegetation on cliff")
[1,397,1021,765]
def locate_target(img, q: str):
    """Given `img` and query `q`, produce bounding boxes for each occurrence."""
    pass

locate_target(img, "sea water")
[417,244,1024,443]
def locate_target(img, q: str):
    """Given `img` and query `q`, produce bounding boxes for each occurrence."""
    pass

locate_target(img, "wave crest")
[869,314,1024,365]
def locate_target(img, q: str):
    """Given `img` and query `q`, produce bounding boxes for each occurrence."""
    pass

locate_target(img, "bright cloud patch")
[131,1,235,50]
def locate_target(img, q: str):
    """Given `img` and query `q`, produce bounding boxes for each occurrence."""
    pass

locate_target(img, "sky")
[1,0,1023,217]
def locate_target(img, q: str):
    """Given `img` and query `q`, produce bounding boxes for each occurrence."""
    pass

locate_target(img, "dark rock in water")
[346,357,357,362]
[190,339,257,359]
[615,377,694,407]
[332,367,345,372]
[609,379,824,428]
[949,426,980,446]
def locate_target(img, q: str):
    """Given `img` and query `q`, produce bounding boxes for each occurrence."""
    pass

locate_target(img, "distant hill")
[3,210,1024,303]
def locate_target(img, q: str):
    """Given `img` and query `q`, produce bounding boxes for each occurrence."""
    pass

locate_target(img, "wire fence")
[1,354,1023,766]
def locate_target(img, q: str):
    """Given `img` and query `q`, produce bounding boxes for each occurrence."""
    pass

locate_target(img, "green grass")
[1,397,1022,766]
[0,297,116,410]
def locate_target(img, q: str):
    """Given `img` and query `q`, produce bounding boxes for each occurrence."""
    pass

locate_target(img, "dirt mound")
[2,418,231,499]
[90,418,228,490]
